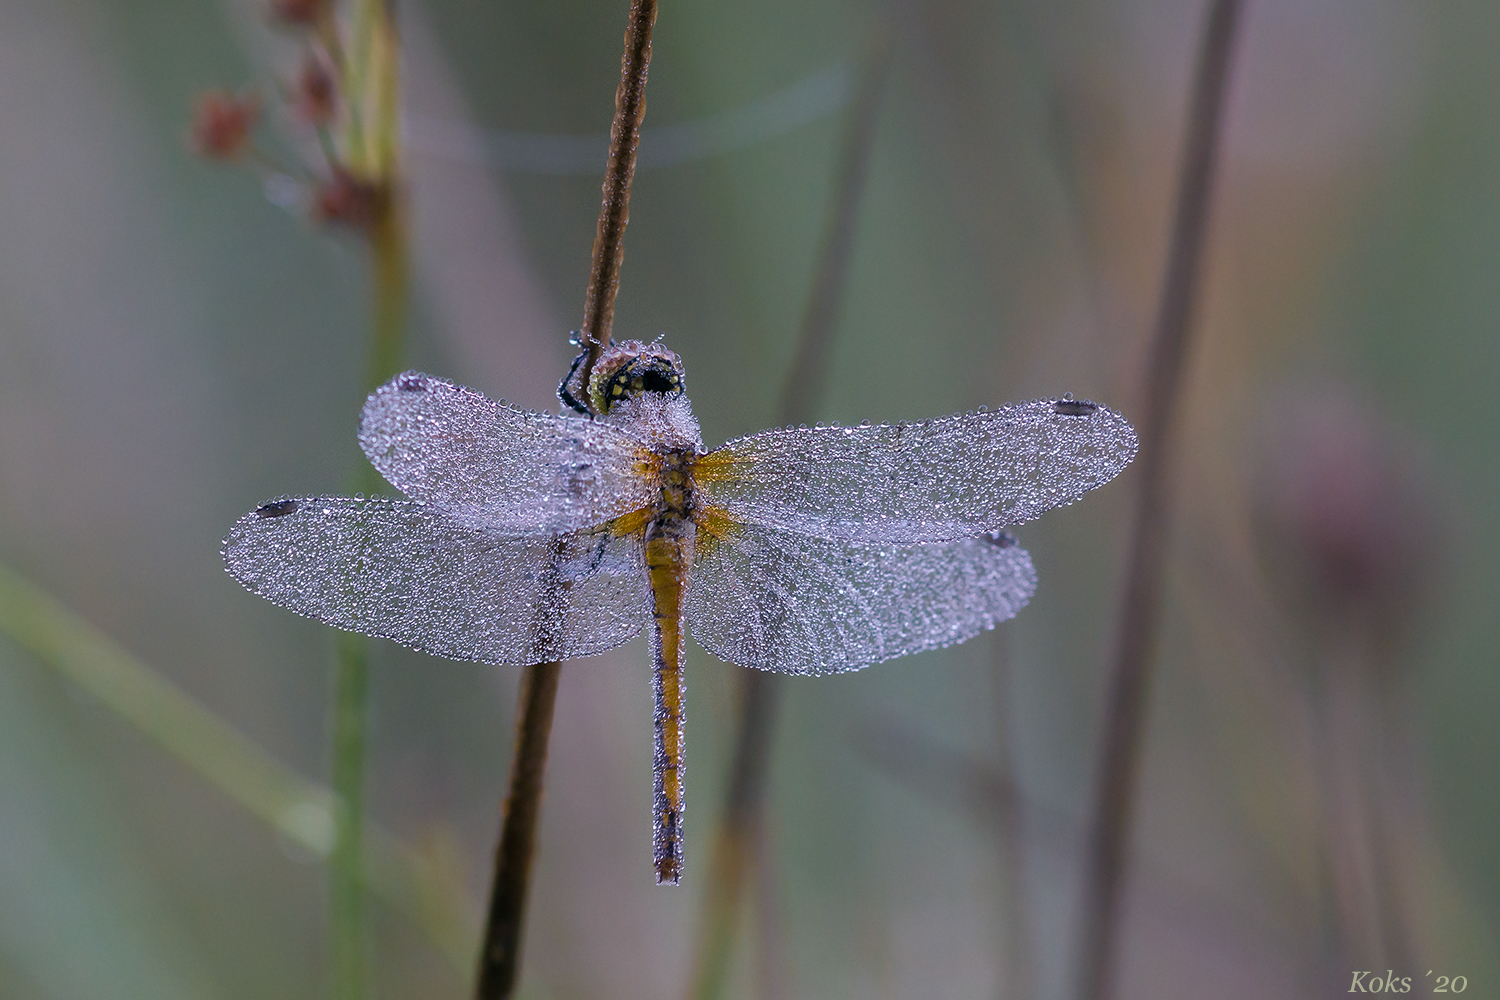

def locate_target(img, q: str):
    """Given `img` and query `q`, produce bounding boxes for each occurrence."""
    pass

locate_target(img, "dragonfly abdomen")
[645,503,694,885]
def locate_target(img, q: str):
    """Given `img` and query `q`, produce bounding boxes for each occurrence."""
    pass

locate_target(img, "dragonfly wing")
[685,521,1036,675]
[696,399,1136,542]
[358,372,655,534]
[223,497,649,665]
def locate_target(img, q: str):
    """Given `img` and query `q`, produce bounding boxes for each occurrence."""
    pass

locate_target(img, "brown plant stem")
[474,4,659,998]
[578,0,659,384]
[475,661,564,999]
[1072,4,1241,1000]
[686,33,890,1000]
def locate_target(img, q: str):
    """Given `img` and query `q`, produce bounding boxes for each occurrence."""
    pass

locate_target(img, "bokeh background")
[0,1,1495,998]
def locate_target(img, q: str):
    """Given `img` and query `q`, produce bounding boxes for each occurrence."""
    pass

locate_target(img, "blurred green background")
[0,1,1495,998]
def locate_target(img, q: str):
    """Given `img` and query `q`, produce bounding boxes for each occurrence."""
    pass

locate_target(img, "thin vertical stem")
[989,640,1034,1000]
[365,192,409,395]
[687,32,890,1000]
[688,671,779,1000]
[1317,628,1387,970]
[778,29,891,422]
[331,5,406,998]
[1072,4,1241,1000]
[578,0,659,384]
[475,3,659,997]
[330,631,371,1000]
[476,661,564,998]
[332,189,408,1000]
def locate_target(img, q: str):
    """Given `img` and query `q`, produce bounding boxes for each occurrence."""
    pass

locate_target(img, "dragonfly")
[223,339,1137,884]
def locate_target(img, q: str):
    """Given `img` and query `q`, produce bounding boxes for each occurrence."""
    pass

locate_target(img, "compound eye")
[588,340,687,414]
[636,367,681,395]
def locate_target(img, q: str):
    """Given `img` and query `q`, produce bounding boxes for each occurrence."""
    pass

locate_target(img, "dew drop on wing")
[1053,398,1098,416]
[255,499,300,518]
[398,373,427,392]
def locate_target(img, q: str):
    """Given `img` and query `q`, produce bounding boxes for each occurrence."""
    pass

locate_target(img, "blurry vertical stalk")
[1072,4,1240,1000]
[1316,626,1402,972]
[473,3,657,998]
[1251,387,1441,985]
[1308,581,1428,974]
[687,30,890,1000]
[989,641,1033,1000]
[332,3,407,999]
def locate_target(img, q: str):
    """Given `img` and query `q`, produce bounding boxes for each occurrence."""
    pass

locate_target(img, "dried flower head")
[311,168,388,229]
[293,52,338,126]
[1253,383,1444,647]
[269,0,332,27]
[189,90,260,161]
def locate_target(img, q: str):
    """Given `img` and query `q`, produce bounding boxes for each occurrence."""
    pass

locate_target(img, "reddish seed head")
[311,167,387,229]
[1254,384,1442,643]
[269,0,331,27]
[189,90,260,161]
[293,53,338,126]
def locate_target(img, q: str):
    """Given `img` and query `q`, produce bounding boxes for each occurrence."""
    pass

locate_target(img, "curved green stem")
[0,562,477,970]
[331,3,408,996]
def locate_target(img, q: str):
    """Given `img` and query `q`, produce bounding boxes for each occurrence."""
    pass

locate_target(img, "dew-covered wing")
[223,497,649,664]
[685,520,1036,675]
[696,399,1136,543]
[358,372,655,535]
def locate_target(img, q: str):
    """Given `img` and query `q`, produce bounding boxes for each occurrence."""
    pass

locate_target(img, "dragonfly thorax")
[654,450,697,519]
[604,389,705,455]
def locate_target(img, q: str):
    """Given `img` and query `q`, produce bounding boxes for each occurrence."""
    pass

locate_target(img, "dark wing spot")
[255,499,301,518]
[983,530,1017,548]
[1054,399,1098,416]
[397,373,427,392]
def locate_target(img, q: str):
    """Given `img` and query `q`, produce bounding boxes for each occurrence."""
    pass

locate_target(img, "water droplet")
[263,173,303,209]
[398,373,427,392]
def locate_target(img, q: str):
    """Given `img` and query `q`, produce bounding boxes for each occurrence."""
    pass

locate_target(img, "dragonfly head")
[587,340,687,416]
